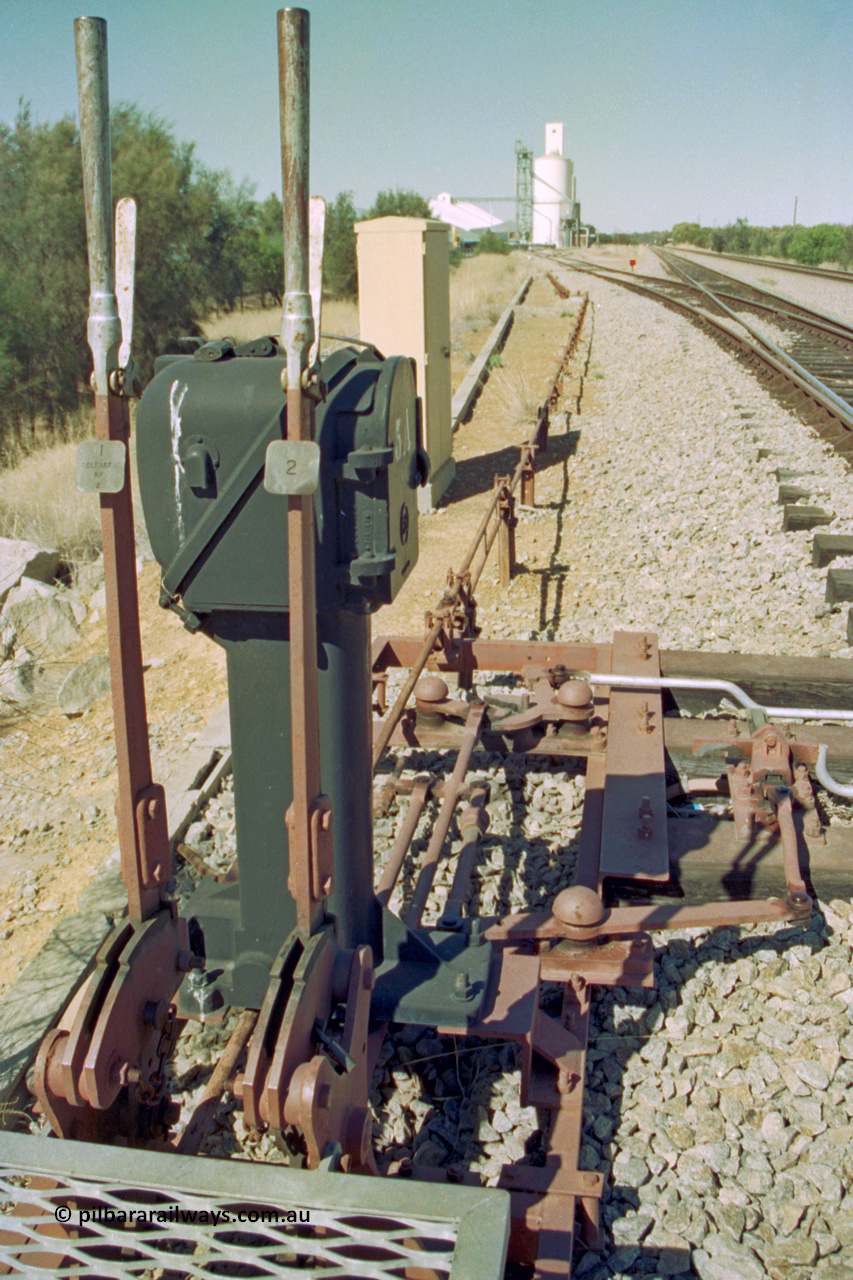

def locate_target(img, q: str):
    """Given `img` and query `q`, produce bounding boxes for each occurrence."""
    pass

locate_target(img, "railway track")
[546,248,853,457]
[671,245,853,286]
[657,248,853,411]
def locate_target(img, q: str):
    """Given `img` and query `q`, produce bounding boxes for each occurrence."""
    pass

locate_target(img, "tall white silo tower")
[533,123,573,247]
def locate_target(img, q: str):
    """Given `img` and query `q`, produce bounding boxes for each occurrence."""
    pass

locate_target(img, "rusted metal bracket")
[286,793,334,904]
[134,784,170,890]
[494,475,518,586]
[598,632,669,881]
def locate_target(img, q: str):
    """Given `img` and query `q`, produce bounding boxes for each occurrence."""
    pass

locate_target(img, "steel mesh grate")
[0,1132,509,1279]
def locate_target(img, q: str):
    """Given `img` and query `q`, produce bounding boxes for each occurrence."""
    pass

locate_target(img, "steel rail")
[372,301,590,770]
[547,252,853,436]
[656,248,853,340]
[549,251,853,347]
[658,250,853,426]
[672,245,853,285]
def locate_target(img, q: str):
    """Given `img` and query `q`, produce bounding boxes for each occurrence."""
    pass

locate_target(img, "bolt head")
[552,885,605,928]
[415,675,449,704]
[556,679,592,708]
[143,999,169,1030]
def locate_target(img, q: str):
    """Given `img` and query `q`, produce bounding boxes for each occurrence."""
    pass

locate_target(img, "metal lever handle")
[115,196,137,379]
[74,16,121,396]
[75,15,167,921]
[313,1019,355,1075]
[308,196,325,372]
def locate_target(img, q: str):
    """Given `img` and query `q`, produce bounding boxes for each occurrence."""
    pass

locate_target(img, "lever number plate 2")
[264,440,321,495]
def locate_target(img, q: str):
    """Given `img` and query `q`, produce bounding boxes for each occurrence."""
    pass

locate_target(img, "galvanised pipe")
[816,743,853,799]
[583,673,853,723]
[278,7,314,392]
[74,17,121,397]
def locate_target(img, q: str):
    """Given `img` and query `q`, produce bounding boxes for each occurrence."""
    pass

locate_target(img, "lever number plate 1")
[76,440,126,493]
[264,440,321,495]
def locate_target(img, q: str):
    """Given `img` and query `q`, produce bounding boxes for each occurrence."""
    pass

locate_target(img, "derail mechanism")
[369,629,824,1270]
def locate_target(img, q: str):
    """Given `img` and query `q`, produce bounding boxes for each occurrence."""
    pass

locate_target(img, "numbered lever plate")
[264,440,321,495]
[76,440,126,493]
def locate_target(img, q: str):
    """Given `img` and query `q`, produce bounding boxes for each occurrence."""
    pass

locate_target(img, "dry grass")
[203,256,528,350]
[0,438,102,569]
[450,254,529,329]
[491,370,542,428]
[203,297,359,350]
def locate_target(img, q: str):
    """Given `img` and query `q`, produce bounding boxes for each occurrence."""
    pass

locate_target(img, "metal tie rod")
[584,673,853,723]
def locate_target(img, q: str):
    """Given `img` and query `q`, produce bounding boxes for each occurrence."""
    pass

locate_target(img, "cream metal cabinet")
[355,217,454,511]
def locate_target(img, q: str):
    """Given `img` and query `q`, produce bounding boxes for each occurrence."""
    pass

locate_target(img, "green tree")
[0,103,88,447]
[749,226,772,255]
[772,226,795,259]
[251,194,284,305]
[367,188,431,220]
[842,227,853,271]
[323,191,358,298]
[713,218,751,254]
[671,222,709,248]
[0,100,271,451]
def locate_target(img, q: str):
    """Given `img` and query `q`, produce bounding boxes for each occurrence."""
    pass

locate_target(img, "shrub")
[787,223,847,267]
[476,229,511,256]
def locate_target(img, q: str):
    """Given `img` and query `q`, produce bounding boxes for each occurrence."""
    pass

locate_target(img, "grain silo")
[532,123,573,246]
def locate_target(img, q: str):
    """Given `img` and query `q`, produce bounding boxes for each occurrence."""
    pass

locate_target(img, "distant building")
[428,192,512,246]
[532,123,580,247]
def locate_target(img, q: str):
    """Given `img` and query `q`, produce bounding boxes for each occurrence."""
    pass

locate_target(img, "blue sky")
[2,0,851,233]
